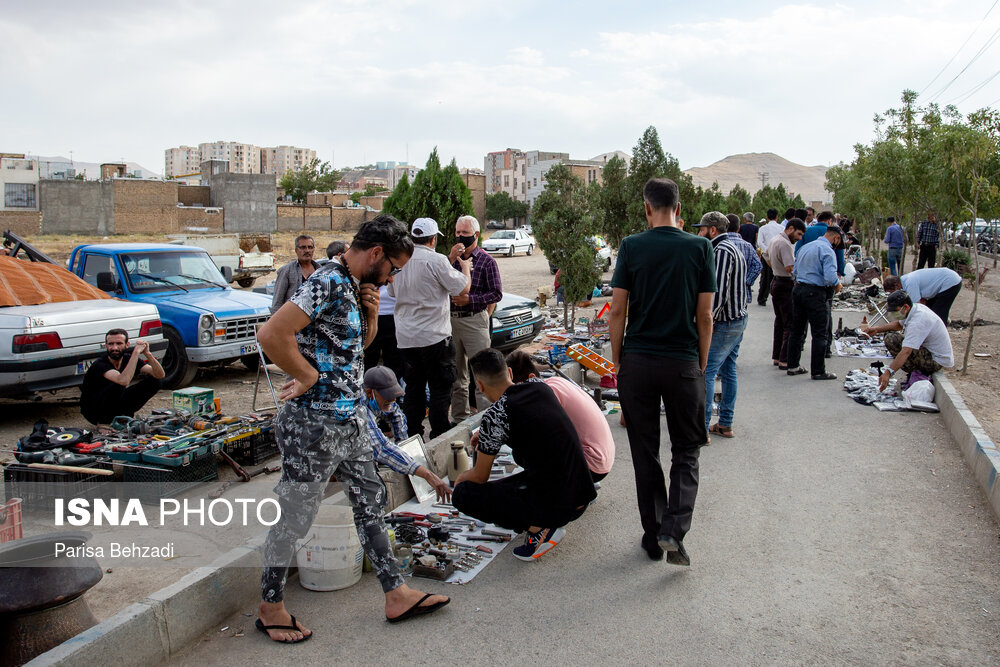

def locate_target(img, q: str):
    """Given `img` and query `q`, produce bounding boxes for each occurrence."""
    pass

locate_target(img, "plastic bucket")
[295,504,363,591]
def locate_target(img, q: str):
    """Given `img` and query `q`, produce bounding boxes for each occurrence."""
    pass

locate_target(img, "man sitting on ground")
[505,350,614,486]
[452,349,596,561]
[362,366,451,502]
[80,328,165,425]
[863,290,954,391]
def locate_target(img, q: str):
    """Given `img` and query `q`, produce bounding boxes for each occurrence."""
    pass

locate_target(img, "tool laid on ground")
[566,343,615,377]
[218,448,250,481]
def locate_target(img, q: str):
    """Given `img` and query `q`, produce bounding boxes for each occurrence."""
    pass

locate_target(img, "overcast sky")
[3,0,999,175]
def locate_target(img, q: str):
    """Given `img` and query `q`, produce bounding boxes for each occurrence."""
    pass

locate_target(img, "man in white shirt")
[882,267,962,325]
[863,290,954,390]
[389,218,472,438]
[755,208,784,306]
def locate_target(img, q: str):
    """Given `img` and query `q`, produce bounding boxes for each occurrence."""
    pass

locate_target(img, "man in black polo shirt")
[610,177,716,566]
[452,348,596,562]
[80,328,165,425]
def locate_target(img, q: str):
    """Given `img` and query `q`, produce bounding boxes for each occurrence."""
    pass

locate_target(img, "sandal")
[708,423,735,438]
[386,593,450,624]
[255,615,312,643]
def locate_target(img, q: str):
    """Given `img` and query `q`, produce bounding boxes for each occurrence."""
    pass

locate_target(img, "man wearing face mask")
[449,215,503,422]
[785,225,844,380]
[362,366,451,501]
[861,290,954,391]
[80,328,165,425]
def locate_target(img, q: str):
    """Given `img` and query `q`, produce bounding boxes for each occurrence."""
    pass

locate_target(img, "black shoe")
[786,367,808,376]
[824,351,832,359]
[641,534,663,561]
[657,535,690,567]
[812,372,837,380]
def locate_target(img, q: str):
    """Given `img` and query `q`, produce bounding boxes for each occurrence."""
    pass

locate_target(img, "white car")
[482,229,535,257]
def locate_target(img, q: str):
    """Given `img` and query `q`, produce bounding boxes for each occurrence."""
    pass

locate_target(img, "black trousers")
[770,277,794,363]
[363,314,405,386]
[787,284,832,375]
[452,473,586,533]
[926,282,961,324]
[917,244,937,269]
[399,337,457,439]
[618,352,704,543]
[81,375,161,425]
[758,262,773,305]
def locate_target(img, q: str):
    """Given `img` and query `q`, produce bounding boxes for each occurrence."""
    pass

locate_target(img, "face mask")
[368,397,392,414]
[888,310,906,321]
[456,235,476,249]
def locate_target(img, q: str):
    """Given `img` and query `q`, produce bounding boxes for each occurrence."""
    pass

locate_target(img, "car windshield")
[120,251,226,293]
[492,231,515,239]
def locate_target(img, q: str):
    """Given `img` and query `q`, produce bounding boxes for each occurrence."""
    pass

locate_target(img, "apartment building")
[484,148,524,194]
[1,153,40,210]
[261,145,317,177]
[198,141,261,175]
[164,146,201,178]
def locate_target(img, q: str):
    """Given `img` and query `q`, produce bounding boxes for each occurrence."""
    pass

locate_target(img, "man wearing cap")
[786,225,844,380]
[363,366,451,502]
[864,291,954,391]
[449,215,502,422]
[389,218,472,439]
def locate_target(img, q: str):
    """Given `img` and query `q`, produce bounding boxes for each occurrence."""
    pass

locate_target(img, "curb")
[26,415,483,666]
[933,372,1000,520]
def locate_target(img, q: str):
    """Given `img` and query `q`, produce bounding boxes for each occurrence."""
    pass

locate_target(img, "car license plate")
[240,343,258,355]
[510,325,533,339]
[76,360,93,375]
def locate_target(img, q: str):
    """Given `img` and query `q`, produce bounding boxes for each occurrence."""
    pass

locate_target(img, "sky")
[3,0,1000,176]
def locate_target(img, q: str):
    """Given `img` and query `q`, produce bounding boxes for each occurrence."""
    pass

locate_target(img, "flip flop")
[386,593,451,624]
[254,615,312,643]
[709,424,735,438]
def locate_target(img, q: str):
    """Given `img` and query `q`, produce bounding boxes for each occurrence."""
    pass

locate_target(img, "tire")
[236,277,255,288]
[241,354,261,371]
[161,326,199,389]
[527,244,533,256]
[507,246,514,257]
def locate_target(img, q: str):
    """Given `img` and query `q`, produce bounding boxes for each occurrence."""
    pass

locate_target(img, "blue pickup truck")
[68,243,272,388]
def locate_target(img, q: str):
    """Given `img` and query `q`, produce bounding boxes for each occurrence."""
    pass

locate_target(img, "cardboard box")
[172,387,215,415]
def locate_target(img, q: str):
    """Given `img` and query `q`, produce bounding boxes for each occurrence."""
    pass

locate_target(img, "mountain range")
[684,152,831,204]
[31,155,161,179]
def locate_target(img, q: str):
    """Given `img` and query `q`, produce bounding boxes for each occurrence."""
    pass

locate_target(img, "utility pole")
[758,171,769,189]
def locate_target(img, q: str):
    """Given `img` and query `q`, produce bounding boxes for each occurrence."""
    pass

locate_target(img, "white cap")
[411,218,442,237]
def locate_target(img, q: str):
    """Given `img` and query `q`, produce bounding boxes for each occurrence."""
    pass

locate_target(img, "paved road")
[173,308,1000,664]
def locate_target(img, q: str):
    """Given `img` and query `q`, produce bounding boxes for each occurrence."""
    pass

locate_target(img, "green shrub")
[941,249,971,272]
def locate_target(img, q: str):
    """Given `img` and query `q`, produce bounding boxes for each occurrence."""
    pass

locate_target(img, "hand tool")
[19,462,114,476]
[218,449,250,481]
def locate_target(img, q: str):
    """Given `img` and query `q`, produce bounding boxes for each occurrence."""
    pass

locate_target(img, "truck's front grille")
[219,315,270,342]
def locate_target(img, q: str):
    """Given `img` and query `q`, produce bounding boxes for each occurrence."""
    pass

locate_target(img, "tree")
[485,191,528,227]
[381,148,474,249]
[532,163,599,327]
[725,184,752,216]
[593,155,630,249]
[278,158,341,202]
[350,183,390,204]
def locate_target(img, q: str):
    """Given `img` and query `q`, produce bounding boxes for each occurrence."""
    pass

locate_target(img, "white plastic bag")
[842,262,857,285]
[903,380,935,403]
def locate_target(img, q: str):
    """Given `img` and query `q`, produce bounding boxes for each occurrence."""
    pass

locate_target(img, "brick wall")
[177,207,224,231]
[276,204,333,232]
[113,180,179,234]
[359,195,388,211]
[178,185,211,207]
[306,192,350,207]
[0,210,42,237]
[461,173,487,227]
[332,207,369,233]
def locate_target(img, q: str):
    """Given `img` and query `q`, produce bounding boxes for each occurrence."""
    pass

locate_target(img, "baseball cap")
[411,218,442,237]
[364,366,404,400]
[886,290,911,312]
[693,211,728,231]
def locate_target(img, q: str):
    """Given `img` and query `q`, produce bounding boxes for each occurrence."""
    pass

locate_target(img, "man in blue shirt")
[786,225,844,380]
[796,211,844,358]
[884,217,906,276]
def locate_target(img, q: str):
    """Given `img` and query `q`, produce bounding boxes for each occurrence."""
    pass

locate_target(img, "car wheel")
[161,326,199,389]
[236,277,255,288]
[241,354,261,371]
[527,244,533,256]
[507,246,514,257]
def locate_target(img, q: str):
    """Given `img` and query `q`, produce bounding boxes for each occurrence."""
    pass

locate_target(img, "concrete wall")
[178,185,211,207]
[332,207,370,233]
[0,210,42,236]
[306,192,350,207]
[276,204,332,232]
[40,180,114,235]
[113,180,179,234]
[359,195,388,211]
[206,173,276,233]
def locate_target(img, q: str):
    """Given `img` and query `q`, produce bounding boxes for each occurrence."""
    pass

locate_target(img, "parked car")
[482,229,535,257]
[167,233,274,288]
[548,235,613,274]
[519,224,533,235]
[0,257,165,399]
[956,220,989,247]
[486,220,506,230]
[976,226,1000,253]
[67,243,273,388]
[489,293,544,352]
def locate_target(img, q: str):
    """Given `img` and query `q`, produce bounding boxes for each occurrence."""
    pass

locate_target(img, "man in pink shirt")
[506,350,614,483]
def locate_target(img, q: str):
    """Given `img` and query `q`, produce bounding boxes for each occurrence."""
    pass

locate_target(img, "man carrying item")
[916,212,940,269]
[884,217,906,277]
[863,290,954,391]
[450,215,502,421]
[271,235,321,313]
[390,218,472,439]
[362,366,450,502]
[609,177,716,566]
[882,268,962,325]
[80,329,165,425]
[696,212,748,439]
[786,225,844,380]
[452,349,596,561]
[766,218,807,369]
[256,216,448,643]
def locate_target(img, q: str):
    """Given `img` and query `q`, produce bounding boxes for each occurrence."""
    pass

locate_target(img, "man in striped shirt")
[694,212,748,440]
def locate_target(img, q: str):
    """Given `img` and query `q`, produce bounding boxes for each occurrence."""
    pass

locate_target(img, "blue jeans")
[704,316,747,429]
[887,247,902,276]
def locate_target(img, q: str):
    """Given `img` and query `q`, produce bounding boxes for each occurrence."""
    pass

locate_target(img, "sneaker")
[657,535,691,567]
[513,526,565,561]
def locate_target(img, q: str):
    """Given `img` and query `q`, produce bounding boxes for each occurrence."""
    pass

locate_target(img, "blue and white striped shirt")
[711,235,748,322]
[363,400,420,475]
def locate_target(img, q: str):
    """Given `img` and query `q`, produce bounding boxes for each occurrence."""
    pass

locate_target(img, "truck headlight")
[198,314,215,344]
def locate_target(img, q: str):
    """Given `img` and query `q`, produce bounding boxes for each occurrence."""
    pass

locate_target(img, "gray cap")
[886,290,911,312]
[692,211,729,232]
[364,365,403,400]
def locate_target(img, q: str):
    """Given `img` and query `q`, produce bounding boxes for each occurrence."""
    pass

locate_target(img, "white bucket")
[295,503,363,591]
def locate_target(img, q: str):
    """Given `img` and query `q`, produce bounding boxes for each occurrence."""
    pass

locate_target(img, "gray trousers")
[450,311,491,420]
[261,402,403,603]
